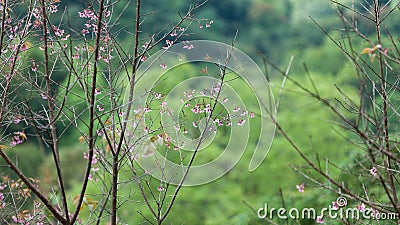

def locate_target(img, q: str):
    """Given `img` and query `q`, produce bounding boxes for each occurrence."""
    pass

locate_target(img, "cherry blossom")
[296,183,305,193]
[370,167,377,176]
[357,203,365,212]
[249,112,255,118]
[163,40,173,49]
[154,92,162,100]
[94,88,101,96]
[48,4,59,14]
[331,201,339,210]
[316,216,324,224]
[157,186,164,191]
[10,131,27,146]
[97,105,104,112]
[237,119,246,126]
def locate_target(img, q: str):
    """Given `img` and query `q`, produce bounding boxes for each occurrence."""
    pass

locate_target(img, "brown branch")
[374,0,398,211]
[71,0,106,223]
[40,0,70,221]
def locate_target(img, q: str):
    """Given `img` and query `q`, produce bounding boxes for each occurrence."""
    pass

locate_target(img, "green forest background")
[2,0,400,224]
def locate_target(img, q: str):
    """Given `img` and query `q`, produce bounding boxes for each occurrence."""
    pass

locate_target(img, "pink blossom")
[170,30,177,36]
[296,183,305,193]
[316,216,324,224]
[49,5,58,13]
[163,40,173,49]
[61,34,70,41]
[238,119,246,126]
[191,104,202,114]
[332,201,339,210]
[160,63,167,69]
[97,105,104,111]
[79,9,94,19]
[370,167,377,176]
[10,131,27,146]
[105,10,111,17]
[157,186,164,191]
[204,105,211,113]
[33,19,42,28]
[358,203,365,212]
[371,209,380,218]
[53,25,64,37]
[94,88,101,96]
[183,41,194,50]
[384,49,388,55]
[31,62,38,71]
[154,92,162,100]
[34,201,41,208]
[81,29,89,35]
[91,155,98,165]
[33,8,41,19]
[14,117,21,124]
[249,112,255,118]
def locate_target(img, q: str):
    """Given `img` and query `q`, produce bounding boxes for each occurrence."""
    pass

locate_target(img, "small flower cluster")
[76,8,114,63]
[370,166,377,177]
[170,26,186,37]
[10,131,27,147]
[83,151,100,182]
[296,183,305,193]
[182,41,194,50]
[78,7,110,34]
[0,177,47,224]
[179,86,255,130]
[197,19,213,29]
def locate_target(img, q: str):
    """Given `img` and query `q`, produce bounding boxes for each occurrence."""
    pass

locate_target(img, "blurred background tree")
[1,0,400,224]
